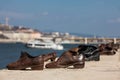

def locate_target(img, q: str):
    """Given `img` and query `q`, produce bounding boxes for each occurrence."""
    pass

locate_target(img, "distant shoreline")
[0,39,26,43]
[0,37,120,44]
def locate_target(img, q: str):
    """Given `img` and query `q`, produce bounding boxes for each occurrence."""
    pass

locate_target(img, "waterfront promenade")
[0,50,120,80]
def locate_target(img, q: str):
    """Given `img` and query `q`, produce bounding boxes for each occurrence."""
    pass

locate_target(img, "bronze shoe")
[6,51,44,70]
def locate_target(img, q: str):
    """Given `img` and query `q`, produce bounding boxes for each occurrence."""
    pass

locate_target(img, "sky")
[0,0,120,37]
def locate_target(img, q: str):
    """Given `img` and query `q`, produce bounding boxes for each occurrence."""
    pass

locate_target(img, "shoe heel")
[31,64,44,70]
[73,62,85,69]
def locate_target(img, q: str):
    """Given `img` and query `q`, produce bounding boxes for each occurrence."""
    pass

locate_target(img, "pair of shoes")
[45,49,85,69]
[6,51,44,70]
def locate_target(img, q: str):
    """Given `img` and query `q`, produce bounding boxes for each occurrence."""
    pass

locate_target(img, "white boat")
[26,40,64,50]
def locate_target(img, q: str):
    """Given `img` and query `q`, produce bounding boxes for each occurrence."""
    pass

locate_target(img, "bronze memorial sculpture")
[6,51,57,70]
[45,47,85,69]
